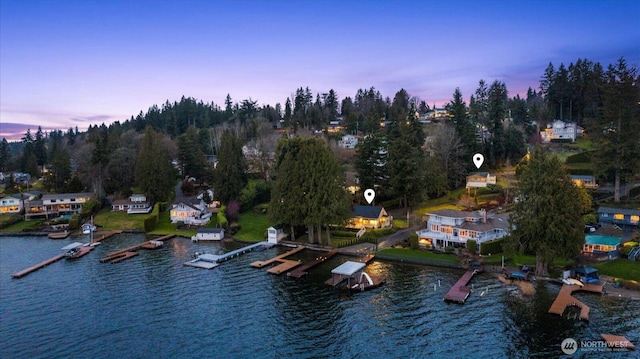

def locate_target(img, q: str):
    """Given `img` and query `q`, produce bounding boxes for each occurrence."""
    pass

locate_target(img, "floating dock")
[11,253,66,279]
[288,249,338,278]
[251,245,304,275]
[184,241,273,269]
[600,334,635,350]
[92,230,123,242]
[443,269,481,304]
[548,283,603,321]
[100,234,173,264]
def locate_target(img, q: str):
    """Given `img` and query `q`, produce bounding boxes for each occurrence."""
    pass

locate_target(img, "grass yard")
[235,211,274,241]
[94,208,147,231]
[376,248,458,265]
[595,259,640,281]
[1,217,44,232]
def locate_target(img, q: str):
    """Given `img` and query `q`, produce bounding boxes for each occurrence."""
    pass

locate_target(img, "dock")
[251,246,304,275]
[92,230,123,243]
[548,283,603,320]
[100,234,173,264]
[184,241,273,269]
[443,269,481,304]
[11,253,66,279]
[288,249,337,278]
[600,334,635,350]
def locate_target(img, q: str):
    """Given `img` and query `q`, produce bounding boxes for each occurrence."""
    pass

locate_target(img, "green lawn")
[94,208,147,231]
[595,259,640,281]
[235,211,274,241]
[1,217,44,232]
[376,248,458,264]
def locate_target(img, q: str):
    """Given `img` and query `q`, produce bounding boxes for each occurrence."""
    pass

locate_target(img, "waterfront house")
[170,197,212,225]
[572,265,599,284]
[416,209,510,250]
[25,192,94,219]
[540,119,581,143]
[466,172,497,188]
[338,134,358,149]
[347,205,392,229]
[582,234,621,260]
[192,228,225,241]
[597,206,640,229]
[571,175,598,189]
[111,194,153,214]
[0,195,24,214]
[267,225,287,244]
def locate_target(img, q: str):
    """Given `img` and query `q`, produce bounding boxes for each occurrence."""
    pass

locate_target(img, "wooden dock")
[92,230,123,242]
[184,242,273,269]
[251,246,304,275]
[11,253,65,279]
[548,283,603,321]
[288,249,338,278]
[100,234,173,263]
[601,334,635,350]
[443,269,480,304]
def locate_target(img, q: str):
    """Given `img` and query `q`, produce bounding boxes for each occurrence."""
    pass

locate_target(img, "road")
[377,225,423,250]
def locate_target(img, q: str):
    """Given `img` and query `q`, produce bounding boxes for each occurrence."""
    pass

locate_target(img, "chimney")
[479,209,487,223]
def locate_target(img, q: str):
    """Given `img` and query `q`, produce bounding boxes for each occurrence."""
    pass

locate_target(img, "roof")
[458,214,510,232]
[352,205,385,219]
[468,172,490,177]
[331,261,366,276]
[571,175,595,180]
[60,242,83,250]
[42,192,94,200]
[428,209,478,219]
[597,206,640,216]
[573,265,598,275]
[585,235,620,246]
[196,228,224,233]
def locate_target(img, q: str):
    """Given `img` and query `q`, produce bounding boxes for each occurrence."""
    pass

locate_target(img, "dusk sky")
[1,0,639,140]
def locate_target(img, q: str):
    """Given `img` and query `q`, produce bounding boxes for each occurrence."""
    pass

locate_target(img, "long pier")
[251,246,304,275]
[444,269,481,304]
[548,283,603,320]
[184,241,273,269]
[288,249,338,278]
[11,253,66,279]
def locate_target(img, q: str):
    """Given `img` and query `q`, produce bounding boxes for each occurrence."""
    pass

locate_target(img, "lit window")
[631,215,639,223]
[614,214,624,220]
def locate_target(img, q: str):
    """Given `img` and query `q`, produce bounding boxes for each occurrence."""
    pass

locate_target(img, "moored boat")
[48,231,70,239]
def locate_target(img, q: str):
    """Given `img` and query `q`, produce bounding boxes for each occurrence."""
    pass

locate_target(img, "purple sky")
[1,0,639,141]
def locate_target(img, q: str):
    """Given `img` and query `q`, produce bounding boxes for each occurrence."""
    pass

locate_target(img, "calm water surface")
[1,234,638,358]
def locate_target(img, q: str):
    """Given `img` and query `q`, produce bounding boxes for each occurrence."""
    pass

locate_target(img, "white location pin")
[364,189,375,204]
[473,153,484,169]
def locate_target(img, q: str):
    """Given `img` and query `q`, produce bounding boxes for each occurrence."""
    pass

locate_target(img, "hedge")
[467,239,477,255]
[565,151,592,164]
[480,238,504,255]
[144,215,157,232]
[409,233,419,250]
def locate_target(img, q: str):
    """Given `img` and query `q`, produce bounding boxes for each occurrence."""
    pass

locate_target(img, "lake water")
[1,234,638,358]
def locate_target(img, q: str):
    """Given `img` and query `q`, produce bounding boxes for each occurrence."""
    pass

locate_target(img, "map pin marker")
[473,153,484,169]
[364,189,375,204]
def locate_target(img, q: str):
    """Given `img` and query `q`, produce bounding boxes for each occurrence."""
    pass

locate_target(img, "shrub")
[467,239,477,255]
[408,234,419,250]
[230,222,240,235]
[565,151,592,164]
[445,246,455,254]
[480,238,504,255]
[68,215,80,230]
[144,215,157,232]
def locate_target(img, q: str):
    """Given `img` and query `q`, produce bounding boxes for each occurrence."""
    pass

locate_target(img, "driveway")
[377,225,423,250]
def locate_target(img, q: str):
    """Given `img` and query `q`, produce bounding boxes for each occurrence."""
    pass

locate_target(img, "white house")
[25,192,94,219]
[347,205,392,229]
[416,209,510,250]
[339,134,358,149]
[267,225,287,244]
[192,228,225,241]
[111,194,153,214]
[170,197,212,225]
[0,195,23,214]
[466,172,497,188]
[540,120,581,143]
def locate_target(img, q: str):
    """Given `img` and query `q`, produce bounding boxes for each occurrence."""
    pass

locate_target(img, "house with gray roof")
[347,205,392,229]
[416,209,510,250]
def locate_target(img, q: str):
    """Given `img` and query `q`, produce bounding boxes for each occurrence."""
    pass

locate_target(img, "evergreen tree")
[34,126,47,170]
[355,134,389,198]
[213,130,247,203]
[0,138,10,171]
[136,126,175,202]
[446,87,476,159]
[508,147,587,276]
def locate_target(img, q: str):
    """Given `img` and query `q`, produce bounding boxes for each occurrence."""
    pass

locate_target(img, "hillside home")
[25,192,94,219]
[111,194,153,214]
[571,175,598,189]
[540,119,581,143]
[192,228,225,241]
[170,197,212,225]
[598,206,640,229]
[339,134,358,149]
[347,205,392,229]
[466,172,497,188]
[416,209,510,250]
